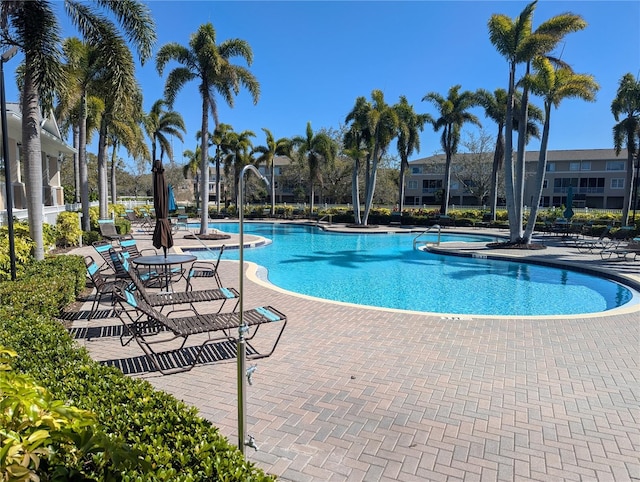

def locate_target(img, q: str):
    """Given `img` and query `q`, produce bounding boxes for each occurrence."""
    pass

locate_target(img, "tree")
[253,128,292,215]
[422,85,480,215]
[157,23,260,234]
[143,99,186,162]
[453,130,497,206]
[611,73,640,226]
[210,123,233,214]
[475,87,543,220]
[394,96,431,212]
[488,0,586,242]
[292,122,337,215]
[344,97,372,225]
[1,1,155,254]
[522,59,598,241]
[221,129,255,207]
[57,37,104,229]
[182,145,202,209]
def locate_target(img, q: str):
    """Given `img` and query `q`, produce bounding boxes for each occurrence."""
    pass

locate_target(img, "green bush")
[55,211,82,247]
[0,255,275,481]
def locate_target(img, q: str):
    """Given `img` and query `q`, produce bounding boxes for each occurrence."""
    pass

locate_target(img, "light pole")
[237,164,269,456]
[1,46,18,281]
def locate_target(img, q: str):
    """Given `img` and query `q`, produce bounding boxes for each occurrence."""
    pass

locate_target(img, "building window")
[546,162,556,172]
[606,160,625,171]
[611,178,625,189]
[407,180,418,189]
[570,162,580,171]
[411,166,422,174]
[543,179,548,188]
[581,161,591,171]
[579,177,605,193]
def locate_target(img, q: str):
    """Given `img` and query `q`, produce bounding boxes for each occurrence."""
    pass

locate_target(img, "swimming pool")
[185,222,635,316]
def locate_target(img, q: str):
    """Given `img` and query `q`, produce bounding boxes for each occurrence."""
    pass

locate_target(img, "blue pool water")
[186,222,634,316]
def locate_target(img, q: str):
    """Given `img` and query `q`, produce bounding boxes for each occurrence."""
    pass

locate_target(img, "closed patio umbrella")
[564,186,574,221]
[152,159,173,257]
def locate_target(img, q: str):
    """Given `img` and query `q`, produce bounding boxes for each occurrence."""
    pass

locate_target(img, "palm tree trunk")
[513,62,532,241]
[21,66,45,260]
[398,158,407,212]
[79,104,90,231]
[73,126,80,203]
[97,119,109,219]
[504,63,518,242]
[352,158,361,224]
[362,147,380,225]
[215,145,221,215]
[523,103,552,242]
[110,142,118,208]
[441,149,452,215]
[270,160,275,216]
[199,99,210,234]
[622,136,635,225]
[489,126,504,221]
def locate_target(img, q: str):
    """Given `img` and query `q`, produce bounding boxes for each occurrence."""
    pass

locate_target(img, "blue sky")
[4,1,640,164]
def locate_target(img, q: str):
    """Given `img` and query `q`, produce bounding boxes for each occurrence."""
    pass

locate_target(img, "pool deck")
[68,221,639,481]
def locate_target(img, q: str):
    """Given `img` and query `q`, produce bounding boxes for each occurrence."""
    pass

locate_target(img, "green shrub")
[55,211,82,247]
[0,255,275,481]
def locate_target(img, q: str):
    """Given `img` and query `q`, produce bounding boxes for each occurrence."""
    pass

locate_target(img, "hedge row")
[0,255,274,481]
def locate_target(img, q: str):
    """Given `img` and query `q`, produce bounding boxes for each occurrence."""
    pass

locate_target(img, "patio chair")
[113,284,287,374]
[600,238,640,261]
[97,219,124,241]
[574,226,613,253]
[118,234,157,258]
[185,245,226,291]
[92,240,118,274]
[84,255,121,319]
[119,251,239,315]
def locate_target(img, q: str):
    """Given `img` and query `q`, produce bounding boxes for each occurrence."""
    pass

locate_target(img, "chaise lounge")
[113,284,287,374]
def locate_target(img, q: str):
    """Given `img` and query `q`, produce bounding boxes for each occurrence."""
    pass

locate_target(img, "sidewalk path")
[68,222,640,481]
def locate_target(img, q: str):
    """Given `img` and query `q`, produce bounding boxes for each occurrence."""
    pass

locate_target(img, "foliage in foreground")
[0,255,275,481]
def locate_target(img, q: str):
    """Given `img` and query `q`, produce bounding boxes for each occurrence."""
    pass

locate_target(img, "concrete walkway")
[68,221,639,481]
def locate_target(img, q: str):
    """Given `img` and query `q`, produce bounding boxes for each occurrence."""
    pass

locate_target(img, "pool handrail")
[412,224,441,250]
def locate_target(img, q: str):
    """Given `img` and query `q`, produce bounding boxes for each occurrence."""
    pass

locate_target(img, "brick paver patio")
[69,223,639,481]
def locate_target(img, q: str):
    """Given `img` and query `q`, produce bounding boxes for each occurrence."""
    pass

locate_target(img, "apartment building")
[405,149,633,210]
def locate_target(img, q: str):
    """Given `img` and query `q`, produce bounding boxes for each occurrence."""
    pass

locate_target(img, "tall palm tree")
[156,23,260,234]
[292,122,337,216]
[475,88,542,220]
[143,99,186,163]
[523,58,598,241]
[1,1,154,255]
[394,96,431,213]
[488,0,586,242]
[422,85,480,214]
[211,123,233,214]
[221,129,255,208]
[611,73,640,226]
[182,145,202,210]
[253,128,292,215]
[344,96,372,225]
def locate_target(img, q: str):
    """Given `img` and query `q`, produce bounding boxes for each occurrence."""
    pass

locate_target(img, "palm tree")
[475,88,543,220]
[253,128,292,215]
[394,96,431,213]
[1,1,154,255]
[210,123,233,214]
[182,145,202,210]
[221,129,255,208]
[488,0,586,242]
[422,85,480,214]
[292,122,337,216]
[344,96,372,225]
[611,73,640,226]
[523,58,598,241]
[156,23,260,234]
[143,99,186,163]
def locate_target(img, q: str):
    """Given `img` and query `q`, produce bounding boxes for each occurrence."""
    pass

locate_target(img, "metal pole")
[1,47,18,281]
[237,164,269,456]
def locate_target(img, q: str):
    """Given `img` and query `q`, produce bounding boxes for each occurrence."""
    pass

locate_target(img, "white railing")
[412,224,441,250]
